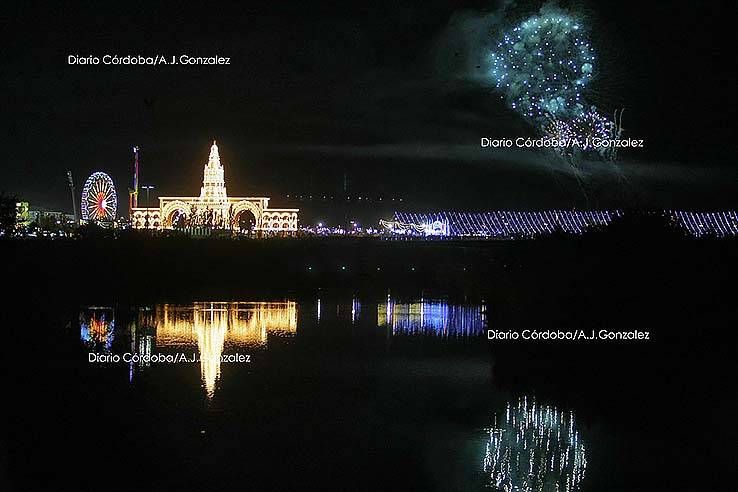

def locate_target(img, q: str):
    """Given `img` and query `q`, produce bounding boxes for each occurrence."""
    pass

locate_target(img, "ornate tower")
[200,140,228,203]
[138,139,298,232]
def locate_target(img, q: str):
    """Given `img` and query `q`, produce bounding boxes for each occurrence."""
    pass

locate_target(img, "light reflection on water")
[80,297,486,398]
[73,299,595,488]
[80,308,115,352]
[149,302,297,348]
[483,396,587,492]
[378,296,487,337]
[142,302,297,397]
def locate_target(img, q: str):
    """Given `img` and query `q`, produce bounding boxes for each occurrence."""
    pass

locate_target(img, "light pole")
[66,171,78,225]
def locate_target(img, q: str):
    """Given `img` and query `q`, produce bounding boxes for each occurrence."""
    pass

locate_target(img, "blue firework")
[489,13,595,124]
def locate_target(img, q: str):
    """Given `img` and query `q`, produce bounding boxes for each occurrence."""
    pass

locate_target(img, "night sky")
[5,0,737,218]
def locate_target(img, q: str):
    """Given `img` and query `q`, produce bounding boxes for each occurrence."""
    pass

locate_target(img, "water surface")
[5,293,730,491]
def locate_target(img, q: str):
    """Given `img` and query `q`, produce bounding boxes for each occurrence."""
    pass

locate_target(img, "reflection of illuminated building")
[149,302,297,397]
[351,298,360,324]
[80,308,115,351]
[377,297,486,337]
[313,297,361,325]
[484,397,587,491]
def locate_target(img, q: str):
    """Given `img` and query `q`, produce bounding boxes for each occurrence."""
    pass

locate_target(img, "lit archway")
[162,201,192,228]
[230,201,262,232]
[236,209,257,233]
[170,210,187,229]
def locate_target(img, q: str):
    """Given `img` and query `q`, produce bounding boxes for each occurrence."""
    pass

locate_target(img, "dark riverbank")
[3,220,736,303]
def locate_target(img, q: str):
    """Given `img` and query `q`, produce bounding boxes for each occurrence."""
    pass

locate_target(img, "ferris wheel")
[81,172,118,221]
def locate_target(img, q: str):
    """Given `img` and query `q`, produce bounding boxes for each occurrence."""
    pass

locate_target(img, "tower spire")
[207,140,221,169]
[201,140,227,201]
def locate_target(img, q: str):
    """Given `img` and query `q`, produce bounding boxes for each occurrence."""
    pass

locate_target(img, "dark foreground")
[1,223,736,491]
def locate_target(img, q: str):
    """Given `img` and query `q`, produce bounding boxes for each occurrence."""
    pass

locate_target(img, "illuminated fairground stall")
[131,141,298,232]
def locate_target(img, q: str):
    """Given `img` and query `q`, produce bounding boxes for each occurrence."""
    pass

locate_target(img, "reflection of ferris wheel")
[81,172,118,221]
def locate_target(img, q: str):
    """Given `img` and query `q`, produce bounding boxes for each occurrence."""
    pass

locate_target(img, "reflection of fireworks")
[483,397,587,491]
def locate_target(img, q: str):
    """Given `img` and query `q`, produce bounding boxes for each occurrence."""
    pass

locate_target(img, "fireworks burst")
[543,108,624,161]
[571,109,617,151]
[542,116,577,159]
[489,8,623,164]
[489,13,594,124]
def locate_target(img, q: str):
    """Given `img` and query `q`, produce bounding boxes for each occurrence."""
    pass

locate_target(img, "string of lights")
[670,210,738,237]
[386,210,622,238]
[381,211,738,238]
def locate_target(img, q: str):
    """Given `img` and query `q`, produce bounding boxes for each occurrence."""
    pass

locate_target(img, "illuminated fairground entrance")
[131,141,298,233]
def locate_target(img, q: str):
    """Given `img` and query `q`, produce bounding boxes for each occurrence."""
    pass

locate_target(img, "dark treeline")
[2,213,736,305]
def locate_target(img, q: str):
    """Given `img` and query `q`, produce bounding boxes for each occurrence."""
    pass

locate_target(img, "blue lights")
[378,297,487,338]
[381,211,738,239]
[671,210,738,237]
[383,210,621,238]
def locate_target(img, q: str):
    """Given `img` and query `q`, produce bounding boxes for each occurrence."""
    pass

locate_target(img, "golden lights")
[143,302,297,398]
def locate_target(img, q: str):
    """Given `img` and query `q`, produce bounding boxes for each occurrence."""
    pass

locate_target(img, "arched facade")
[131,208,161,229]
[161,200,193,228]
[262,210,299,231]
[131,142,298,232]
[230,200,263,231]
